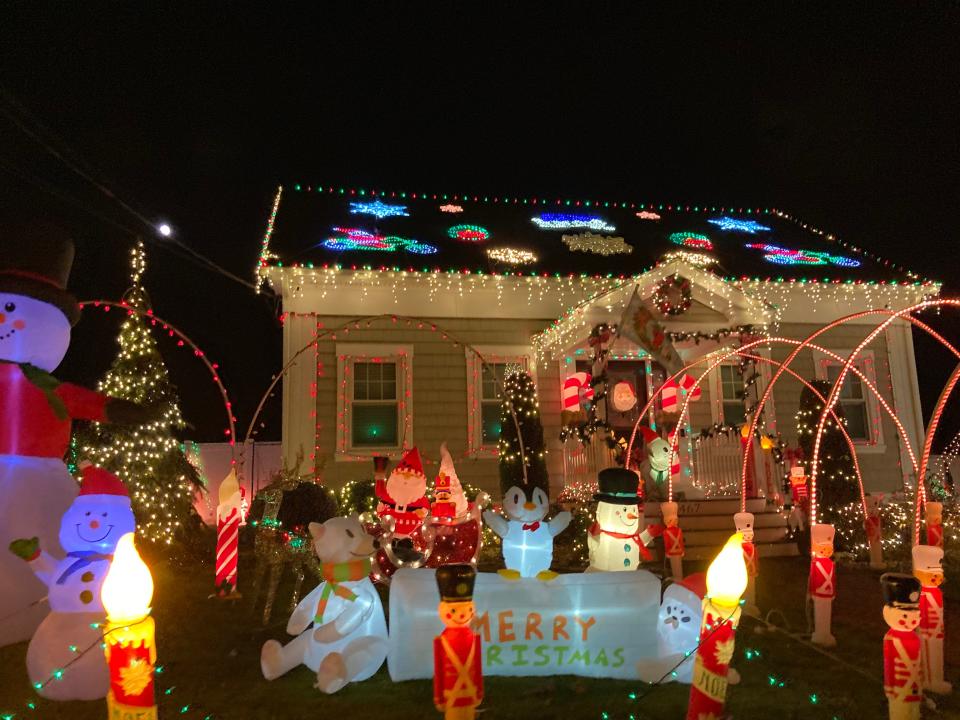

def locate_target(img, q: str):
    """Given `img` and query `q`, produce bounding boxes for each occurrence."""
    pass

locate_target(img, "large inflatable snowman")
[9,464,136,699]
[587,467,662,571]
[0,222,146,647]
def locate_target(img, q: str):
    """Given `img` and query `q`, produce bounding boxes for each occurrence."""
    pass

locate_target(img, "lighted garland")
[669,232,713,250]
[486,247,537,265]
[653,274,692,316]
[447,224,490,242]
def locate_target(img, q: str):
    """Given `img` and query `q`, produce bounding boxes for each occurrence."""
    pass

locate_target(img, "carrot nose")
[626,512,638,520]
[90,520,100,529]
[523,501,536,511]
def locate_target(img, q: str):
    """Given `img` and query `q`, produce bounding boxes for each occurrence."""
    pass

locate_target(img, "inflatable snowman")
[0,223,147,647]
[9,464,136,700]
[587,467,662,571]
[483,476,570,581]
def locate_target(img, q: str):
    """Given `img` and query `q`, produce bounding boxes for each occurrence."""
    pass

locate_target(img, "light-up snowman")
[588,467,662,571]
[483,483,571,580]
[9,464,136,700]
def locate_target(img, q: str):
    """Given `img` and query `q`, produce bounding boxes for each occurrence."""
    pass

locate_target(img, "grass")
[3,548,960,720]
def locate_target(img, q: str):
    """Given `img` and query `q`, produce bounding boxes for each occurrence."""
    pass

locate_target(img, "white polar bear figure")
[260,516,388,693]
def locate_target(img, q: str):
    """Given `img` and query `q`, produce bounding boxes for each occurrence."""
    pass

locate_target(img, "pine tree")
[497,369,549,496]
[76,241,198,544]
[796,378,860,549]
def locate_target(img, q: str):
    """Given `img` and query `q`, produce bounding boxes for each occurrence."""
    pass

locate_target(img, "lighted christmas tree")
[76,241,198,543]
[796,378,861,551]
[498,369,549,495]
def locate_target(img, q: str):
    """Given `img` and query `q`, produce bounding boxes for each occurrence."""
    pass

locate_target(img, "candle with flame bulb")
[100,533,157,720]
[686,533,748,720]
[216,469,242,597]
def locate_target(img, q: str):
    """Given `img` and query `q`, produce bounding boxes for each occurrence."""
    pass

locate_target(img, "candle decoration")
[685,533,748,720]
[215,469,242,598]
[881,573,923,720]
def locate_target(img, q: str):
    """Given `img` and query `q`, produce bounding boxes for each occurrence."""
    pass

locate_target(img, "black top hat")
[594,467,641,504]
[881,573,921,608]
[0,221,80,325]
[436,563,476,602]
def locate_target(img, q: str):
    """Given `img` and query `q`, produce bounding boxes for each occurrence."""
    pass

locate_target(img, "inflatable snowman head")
[657,573,706,682]
[594,467,642,531]
[0,221,80,372]
[60,465,136,555]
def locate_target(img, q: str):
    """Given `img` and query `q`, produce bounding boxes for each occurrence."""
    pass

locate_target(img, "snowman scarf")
[56,551,113,584]
[313,558,373,624]
[0,360,69,420]
[589,522,653,561]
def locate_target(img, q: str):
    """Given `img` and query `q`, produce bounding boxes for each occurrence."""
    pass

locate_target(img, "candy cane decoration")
[216,470,242,597]
[562,371,594,411]
[661,373,702,412]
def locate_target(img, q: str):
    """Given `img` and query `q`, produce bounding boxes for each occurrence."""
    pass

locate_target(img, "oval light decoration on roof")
[447,224,491,242]
[669,232,714,251]
[530,213,615,232]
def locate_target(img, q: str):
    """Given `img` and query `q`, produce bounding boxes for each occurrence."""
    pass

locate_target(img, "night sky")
[1,4,958,447]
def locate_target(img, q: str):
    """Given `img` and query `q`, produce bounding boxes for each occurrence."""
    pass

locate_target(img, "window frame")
[812,348,885,452]
[465,345,534,458]
[709,361,747,427]
[335,343,414,460]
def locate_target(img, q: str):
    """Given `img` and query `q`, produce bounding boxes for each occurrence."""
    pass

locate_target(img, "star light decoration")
[323,227,437,254]
[439,204,464,213]
[669,232,714,251]
[486,247,537,265]
[745,243,860,268]
[531,213,616,232]
[707,216,771,234]
[349,200,410,219]
[562,232,633,256]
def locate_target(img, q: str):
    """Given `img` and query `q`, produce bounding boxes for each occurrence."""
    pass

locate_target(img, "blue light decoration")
[708,216,771,234]
[530,213,615,232]
[745,243,860,267]
[349,200,410,219]
[322,227,437,254]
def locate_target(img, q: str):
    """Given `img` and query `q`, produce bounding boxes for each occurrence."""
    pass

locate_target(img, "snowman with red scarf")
[0,223,148,647]
[587,467,663,571]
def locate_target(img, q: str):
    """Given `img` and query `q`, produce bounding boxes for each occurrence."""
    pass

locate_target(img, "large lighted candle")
[686,533,748,720]
[215,469,242,597]
[101,533,157,720]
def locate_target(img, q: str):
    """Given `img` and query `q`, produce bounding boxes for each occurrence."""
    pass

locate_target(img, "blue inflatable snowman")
[10,464,136,700]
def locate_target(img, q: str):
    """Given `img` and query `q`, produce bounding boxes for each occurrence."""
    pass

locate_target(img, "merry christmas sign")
[388,569,660,680]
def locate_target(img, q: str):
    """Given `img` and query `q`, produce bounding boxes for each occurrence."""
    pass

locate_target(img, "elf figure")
[587,468,663,572]
[881,573,923,720]
[9,465,136,700]
[925,502,944,549]
[808,523,837,647]
[865,493,885,569]
[734,512,759,614]
[433,564,483,720]
[661,501,684,579]
[0,222,149,647]
[912,544,951,695]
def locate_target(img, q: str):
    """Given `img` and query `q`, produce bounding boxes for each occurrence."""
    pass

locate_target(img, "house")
[255,183,938,516]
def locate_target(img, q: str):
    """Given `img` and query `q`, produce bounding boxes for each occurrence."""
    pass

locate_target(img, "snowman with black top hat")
[587,467,663,572]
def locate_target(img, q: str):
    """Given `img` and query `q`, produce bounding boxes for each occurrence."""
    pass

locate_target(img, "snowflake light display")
[707,216,771,234]
[745,243,860,268]
[349,200,410,219]
[561,232,632,255]
[486,247,537,265]
[531,213,615,232]
[447,224,490,242]
[669,232,714,250]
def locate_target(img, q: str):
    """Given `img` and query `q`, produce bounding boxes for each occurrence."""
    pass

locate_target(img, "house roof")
[257,183,936,290]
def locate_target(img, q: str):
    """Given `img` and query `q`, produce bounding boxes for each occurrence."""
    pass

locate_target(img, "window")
[466,346,532,456]
[719,364,746,426]
[813,348,883,449]
[336,344,413,458]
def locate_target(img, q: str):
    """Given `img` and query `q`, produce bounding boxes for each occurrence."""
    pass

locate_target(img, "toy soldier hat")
[595,467,641,504]
[912,544,944,573]
[733,512,754,532]
[0,220,80,325]
[881,573,921,608]
[661,501,679,521]
[436,563,476,602]
[810,523,835,545]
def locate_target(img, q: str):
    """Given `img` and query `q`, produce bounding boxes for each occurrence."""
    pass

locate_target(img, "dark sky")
[1,4,959,448]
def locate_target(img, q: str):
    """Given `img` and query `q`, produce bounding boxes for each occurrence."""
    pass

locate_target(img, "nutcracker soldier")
[925,502,944,549]
[881,573,923,720]
[912,544,952,694]
[434,564,483,720]
[808,523,837,647]
[661,501,684,579]
[734,511,758,614]
[865,493,885,569]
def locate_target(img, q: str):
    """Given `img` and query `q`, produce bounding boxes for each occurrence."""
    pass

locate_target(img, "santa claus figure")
[881,572,923,720]
[808,523,836,647]
[734,511,759,614]
[925,502,944,549]
[661,501,684,579]
[376,447,430,538]
[865,493,885,569]
[912,544,951,695]
[433,564,482,720]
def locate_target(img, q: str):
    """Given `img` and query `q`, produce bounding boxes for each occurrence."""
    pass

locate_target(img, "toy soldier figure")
[925,502,944,549]
[912,544,952,694]
[661,501,684,579]
[864,493,884,568]
[808,523,836,647]
[881,573,923,720]
[434,564,483,720]
[734,511,759,614]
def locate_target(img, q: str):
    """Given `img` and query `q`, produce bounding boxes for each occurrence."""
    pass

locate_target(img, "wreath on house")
[653,274,692,316]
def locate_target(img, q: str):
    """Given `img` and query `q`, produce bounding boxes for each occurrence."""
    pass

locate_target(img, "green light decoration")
[669,232,713,250]
[447,224,491,242]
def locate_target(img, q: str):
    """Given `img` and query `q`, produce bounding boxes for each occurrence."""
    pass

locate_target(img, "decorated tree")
[498,369,549,496]
[796,378,861,551]
[76,241,199,543]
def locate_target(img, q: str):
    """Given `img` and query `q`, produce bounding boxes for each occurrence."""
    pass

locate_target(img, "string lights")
[485,247,537,265]
[255,185,283,291]
[561,232,633,256]
[662,250,717,268]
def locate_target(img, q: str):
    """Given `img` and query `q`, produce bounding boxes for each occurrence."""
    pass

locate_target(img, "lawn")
[3,550,960,720]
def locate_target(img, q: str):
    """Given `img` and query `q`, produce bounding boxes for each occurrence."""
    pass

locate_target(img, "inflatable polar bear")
[260,516,388,692]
